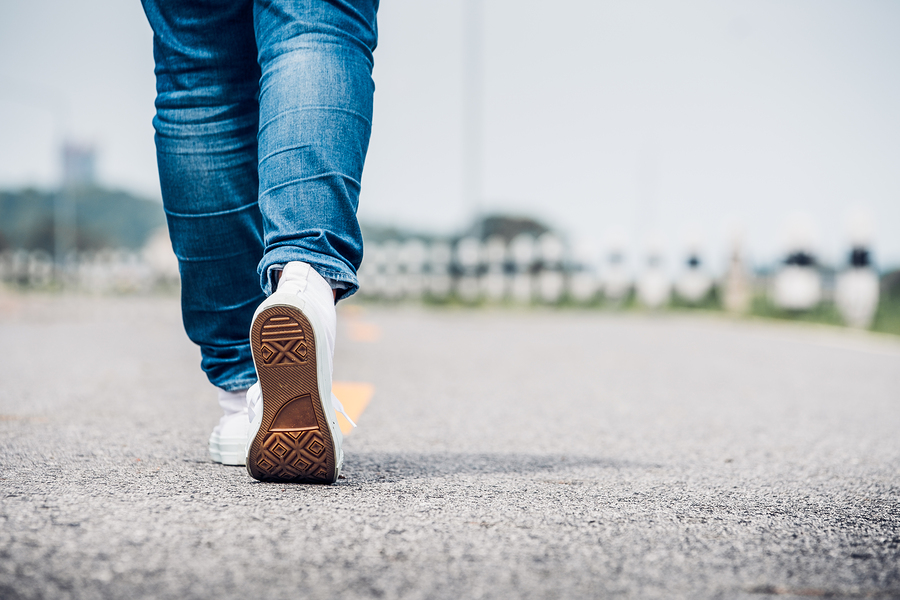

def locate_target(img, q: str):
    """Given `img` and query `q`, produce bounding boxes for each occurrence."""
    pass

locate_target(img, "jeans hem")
[216,378,258,393]
[260,249,359,299]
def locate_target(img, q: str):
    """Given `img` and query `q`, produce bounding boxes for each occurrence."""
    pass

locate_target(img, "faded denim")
[142,0,378,390]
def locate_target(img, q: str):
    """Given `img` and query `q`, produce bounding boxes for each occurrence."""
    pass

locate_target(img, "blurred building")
[675,251,713,305]
[600,232,631,303]
[722,241,751,314]
[771,215,822,311]
[835,213,879,328]
[61,142,97,188]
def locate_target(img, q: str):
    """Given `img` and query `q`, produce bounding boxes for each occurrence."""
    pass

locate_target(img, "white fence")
[0,228,180,293]
[358,234,631,305]
[1,233,883,329]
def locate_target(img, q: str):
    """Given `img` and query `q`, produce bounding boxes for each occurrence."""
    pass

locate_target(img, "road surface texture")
[1,292,899,600]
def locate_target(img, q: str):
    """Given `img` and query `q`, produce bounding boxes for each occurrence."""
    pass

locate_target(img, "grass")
[748,295,846,328]
[871,297,900,336]
[415,285,900,337]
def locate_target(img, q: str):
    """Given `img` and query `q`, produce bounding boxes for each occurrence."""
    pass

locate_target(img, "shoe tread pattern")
[247,306,335,483]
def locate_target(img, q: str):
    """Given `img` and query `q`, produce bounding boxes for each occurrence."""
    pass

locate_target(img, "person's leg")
[253,0,379,299]
[243,0,378,483]
[141,0,264,393]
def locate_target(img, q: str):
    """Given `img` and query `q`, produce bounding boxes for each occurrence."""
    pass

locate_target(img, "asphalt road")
[1,292,899,600]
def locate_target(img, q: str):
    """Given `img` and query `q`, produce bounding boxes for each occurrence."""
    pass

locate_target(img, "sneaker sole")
[246,304,336,483]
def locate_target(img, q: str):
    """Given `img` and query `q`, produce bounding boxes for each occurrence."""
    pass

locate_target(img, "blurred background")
[1,0,898,332]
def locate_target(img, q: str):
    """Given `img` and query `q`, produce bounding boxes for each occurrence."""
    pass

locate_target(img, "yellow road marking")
[332,381,374,435]
[341,305,382,342]
[347,320,381,342]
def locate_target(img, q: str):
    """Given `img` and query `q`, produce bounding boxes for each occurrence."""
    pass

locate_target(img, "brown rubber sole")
[246,304,336,483]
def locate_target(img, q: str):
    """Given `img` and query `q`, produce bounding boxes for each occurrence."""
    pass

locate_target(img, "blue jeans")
[142,0,378,391]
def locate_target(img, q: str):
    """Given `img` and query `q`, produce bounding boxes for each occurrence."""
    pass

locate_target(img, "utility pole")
[56,142,94,267]
[462,0,484,226]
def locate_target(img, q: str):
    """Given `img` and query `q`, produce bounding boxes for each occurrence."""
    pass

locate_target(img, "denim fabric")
[142,0,378,391]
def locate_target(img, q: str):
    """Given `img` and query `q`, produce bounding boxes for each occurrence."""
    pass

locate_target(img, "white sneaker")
[208,388,250,466]
[244,262,351,483]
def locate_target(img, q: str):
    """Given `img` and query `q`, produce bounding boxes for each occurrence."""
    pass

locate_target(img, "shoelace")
[246,382,356,428]
[330,392,357,428]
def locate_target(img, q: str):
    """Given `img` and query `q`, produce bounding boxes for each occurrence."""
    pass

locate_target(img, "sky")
[1,0,898,272]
